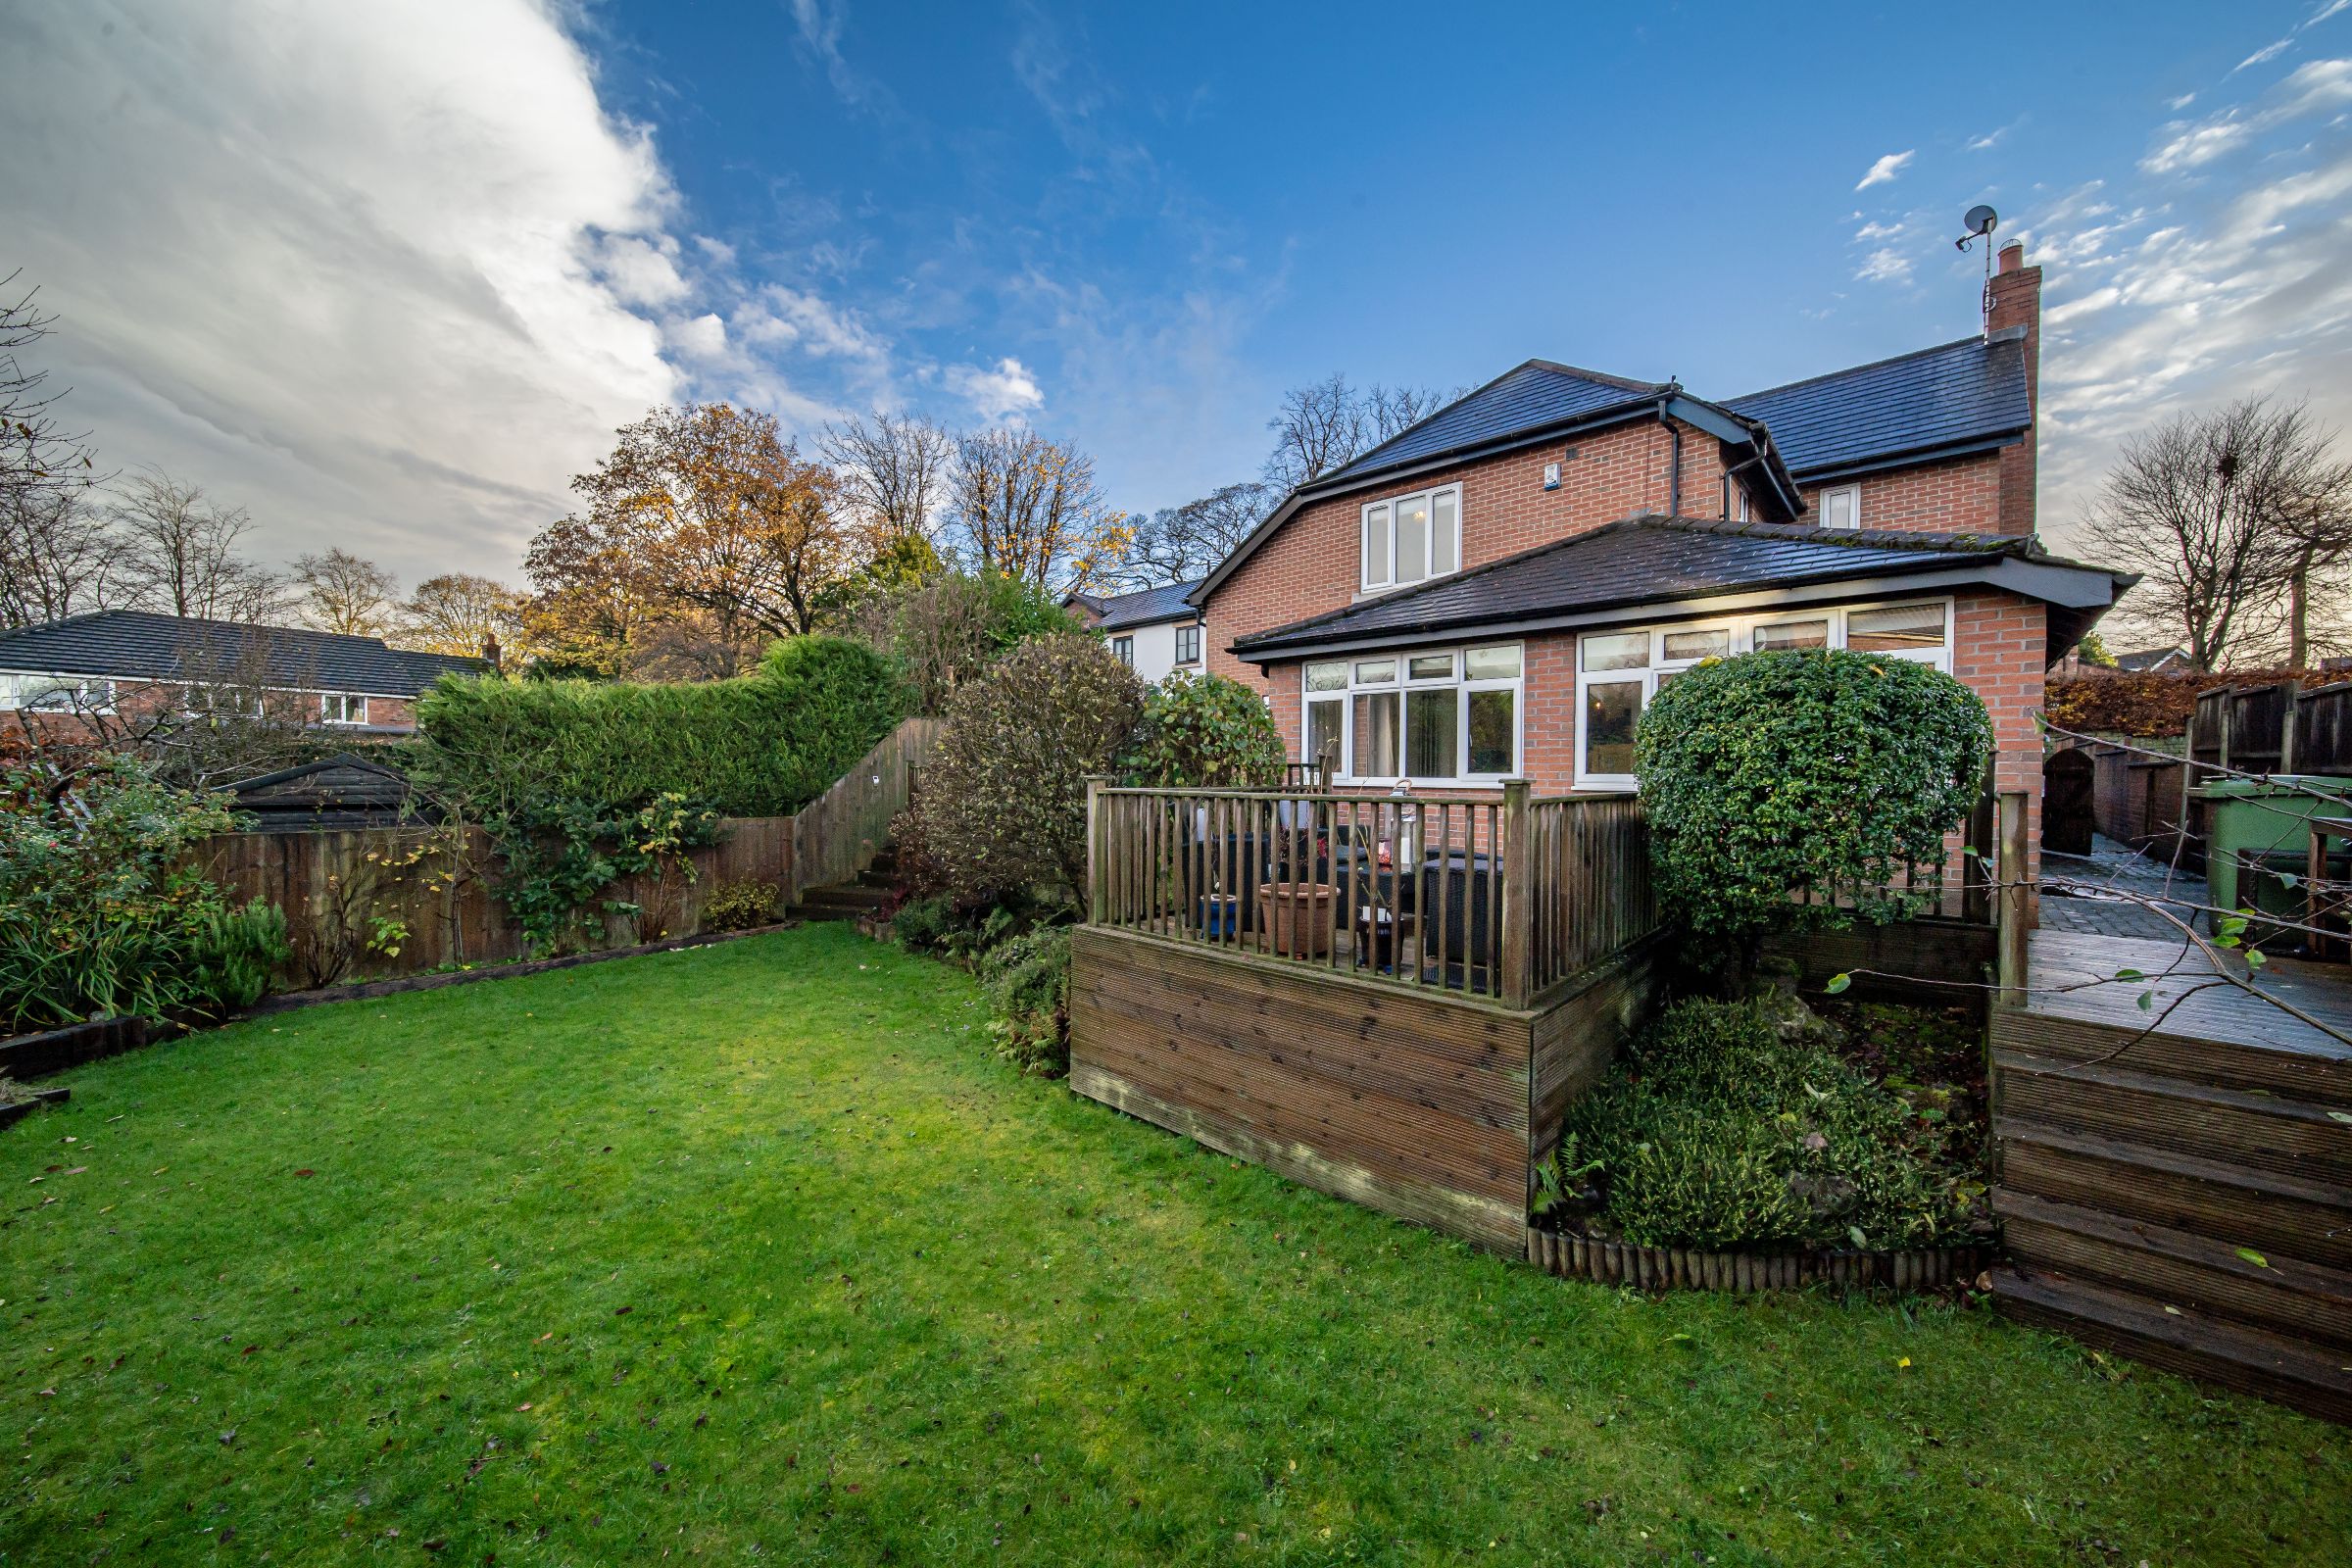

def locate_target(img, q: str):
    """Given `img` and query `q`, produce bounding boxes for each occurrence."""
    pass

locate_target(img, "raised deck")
[1990,928,2352,1424]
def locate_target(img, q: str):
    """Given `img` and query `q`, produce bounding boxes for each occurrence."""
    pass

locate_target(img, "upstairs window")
[1111,636,1134,667]
[1819,485,1861,530]
[1360,483,1460,593]
[1174,623,1200,665]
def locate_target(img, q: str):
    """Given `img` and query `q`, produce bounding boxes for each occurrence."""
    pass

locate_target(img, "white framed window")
[1572,598,1953,790]
[1819,485,1861,530]
[185,686,265,718]
[0,673,115,712]
[1300,642,1522,785]
[320,693,368,725]
[1111,636,1134,667]
[1360,483,1461,593]
[1174,623,1200,665]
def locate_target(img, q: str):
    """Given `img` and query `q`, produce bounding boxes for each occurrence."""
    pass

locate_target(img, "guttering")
[1230,555,2130,669]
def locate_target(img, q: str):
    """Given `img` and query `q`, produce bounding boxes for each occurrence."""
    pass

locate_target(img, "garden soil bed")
[1530,1223,1989,1295]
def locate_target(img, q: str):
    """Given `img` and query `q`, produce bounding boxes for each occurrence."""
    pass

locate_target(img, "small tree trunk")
[2290,545,2316,668]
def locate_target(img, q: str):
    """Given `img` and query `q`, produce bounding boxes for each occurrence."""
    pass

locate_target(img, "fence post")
[1499,778,1532,1008]
[1995,789,2030,1007]
[1085,773,1112,926]
[1961,752,1997,925]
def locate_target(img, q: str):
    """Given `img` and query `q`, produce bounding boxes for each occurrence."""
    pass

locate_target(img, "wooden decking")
[1990,928,2352,1424]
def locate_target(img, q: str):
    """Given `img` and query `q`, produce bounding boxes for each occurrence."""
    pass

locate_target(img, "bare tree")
[1,487,127,628]
[1261,373,1446,491]
[2080,397,2330,670]
[1110,480,1275,589]
[112,471,283,622]
[292,548,400,638]
[947,426,1131,593]
[821,412,955,551]
[1,274,115,628]
[2266,407,2352,665]
[400,572,523,658]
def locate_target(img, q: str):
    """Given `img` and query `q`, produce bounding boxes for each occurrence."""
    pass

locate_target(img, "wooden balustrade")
[1085,781,1662,1005]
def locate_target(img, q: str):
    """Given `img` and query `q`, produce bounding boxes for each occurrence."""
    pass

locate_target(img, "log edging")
[1528,1225,1986,1294]
[0,1086,73,1132]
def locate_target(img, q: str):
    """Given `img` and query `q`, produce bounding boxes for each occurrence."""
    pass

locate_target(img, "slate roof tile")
[0,611,489,694]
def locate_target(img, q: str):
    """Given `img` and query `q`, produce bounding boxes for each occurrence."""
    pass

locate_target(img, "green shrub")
[413,633,906,821]
[1637,649,1993,941]
[1555,998,1975,1250]
[907,637,1146,906]
[495,793,722,955]
[978,924,1071,1076]
[700,878,781,933]
[0,757,291,1030]
[1123,669,1287,787]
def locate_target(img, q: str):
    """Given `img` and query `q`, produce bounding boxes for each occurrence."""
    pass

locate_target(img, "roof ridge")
[1726,334,1988,406]
[1523,359,1668,393]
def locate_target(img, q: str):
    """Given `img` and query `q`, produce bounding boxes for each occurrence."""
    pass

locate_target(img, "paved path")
[2040,834,2209,942]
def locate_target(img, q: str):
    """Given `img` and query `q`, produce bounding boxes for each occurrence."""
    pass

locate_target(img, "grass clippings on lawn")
[3,924,2346,1564]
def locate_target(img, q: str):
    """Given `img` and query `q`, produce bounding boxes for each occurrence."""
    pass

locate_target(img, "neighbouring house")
[0,610,491,738]
[1063,580,1206,683]
[2113,645,2192,674]
[1189,239,2132,899]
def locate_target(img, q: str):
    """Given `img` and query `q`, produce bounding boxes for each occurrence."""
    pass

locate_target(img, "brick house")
[1189,241,2132,895]
[0,610,491,738]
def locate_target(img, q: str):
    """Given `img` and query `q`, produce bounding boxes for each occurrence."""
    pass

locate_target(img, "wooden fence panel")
[790,716,943,901]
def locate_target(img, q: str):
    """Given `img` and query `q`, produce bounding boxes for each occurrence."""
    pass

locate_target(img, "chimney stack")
[1985,239,2041,538]
[480,632,503,673]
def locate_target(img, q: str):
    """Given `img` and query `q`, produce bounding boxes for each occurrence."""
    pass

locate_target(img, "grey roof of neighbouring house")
[1068,579,1204,631]
[0,611,489,695]
[1725,332,2033,481]
[1226,515,2132,665]
[2113,645,2190,672]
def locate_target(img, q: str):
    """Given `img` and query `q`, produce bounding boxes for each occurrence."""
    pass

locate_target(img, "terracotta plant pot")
[1256,881,1336,957]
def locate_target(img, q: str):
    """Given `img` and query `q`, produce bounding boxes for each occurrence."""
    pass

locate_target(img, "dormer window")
[1820,485,1861,530]
[1360,483,1460,592]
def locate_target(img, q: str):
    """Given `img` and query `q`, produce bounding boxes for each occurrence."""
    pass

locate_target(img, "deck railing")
[1085,779,1663,1005]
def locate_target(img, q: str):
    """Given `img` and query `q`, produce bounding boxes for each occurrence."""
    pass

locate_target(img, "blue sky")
[5,1,2350,586]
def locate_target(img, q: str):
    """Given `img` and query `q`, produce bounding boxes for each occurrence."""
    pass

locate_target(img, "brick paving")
[2040,834,2208,942]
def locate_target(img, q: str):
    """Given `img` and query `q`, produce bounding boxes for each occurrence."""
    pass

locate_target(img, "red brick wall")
[1795,453,2004,537]
[1987,242,2042,541]
[1205,416,1726,694]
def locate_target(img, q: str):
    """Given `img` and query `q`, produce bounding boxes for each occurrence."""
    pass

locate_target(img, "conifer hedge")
[414,636,907,819]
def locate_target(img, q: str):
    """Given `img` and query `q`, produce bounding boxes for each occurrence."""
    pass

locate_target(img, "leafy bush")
[1123,669,1287,787]
[0,757,290,1030]
[1555,998,1976,1250]
[1637,650,1993,940]
[496,794,722,954]
[858,570,1080,715]
[701,878,781,933]
[907,637,1146,906]
[414,633,906,821]
[978,924,1072,1076]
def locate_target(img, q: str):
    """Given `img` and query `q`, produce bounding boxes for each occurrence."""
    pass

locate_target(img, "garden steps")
[1997,1118,2352,1271]
[1988,1266,2352,1424]
[1993,1189,2352,1350]
[1991,976,2352,1422]
[785,845,900,922]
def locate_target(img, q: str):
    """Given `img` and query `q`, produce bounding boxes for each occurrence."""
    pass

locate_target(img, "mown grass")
[3,924,2346,1564]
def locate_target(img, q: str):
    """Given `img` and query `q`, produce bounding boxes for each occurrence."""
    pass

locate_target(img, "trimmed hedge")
[1637,650,1993,938]
[414,635,907,819]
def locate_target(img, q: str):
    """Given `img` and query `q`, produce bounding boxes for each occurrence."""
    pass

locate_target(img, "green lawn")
[4,926,2346,1565]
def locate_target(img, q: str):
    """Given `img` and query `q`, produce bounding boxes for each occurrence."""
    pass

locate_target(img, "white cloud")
[946,357,1045,421]
[734,284,888,363]
[2142,113,2253,172]
[1965,119,2022,152]
[2233,37,2295,74]
[1854,247,1913,284]
[2168,90,2199,110]
[0,0,686,586]
[1854,150,1915,190]
[669,313,729,362]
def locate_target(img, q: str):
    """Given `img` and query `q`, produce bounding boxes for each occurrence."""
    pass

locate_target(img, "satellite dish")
[1955,205,1999,249]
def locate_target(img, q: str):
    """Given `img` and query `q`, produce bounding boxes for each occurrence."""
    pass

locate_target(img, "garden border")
[1529,1224,1988,1294]
[0,1086,71,1133]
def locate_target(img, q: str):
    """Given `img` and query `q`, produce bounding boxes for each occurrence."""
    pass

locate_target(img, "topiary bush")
[906,637,1146,907]
[1553,997,1980,1250]
[413,633,907,821]
[1122,669,1286,787]
[1637,649,1993,943]
[0,756,289,1031]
